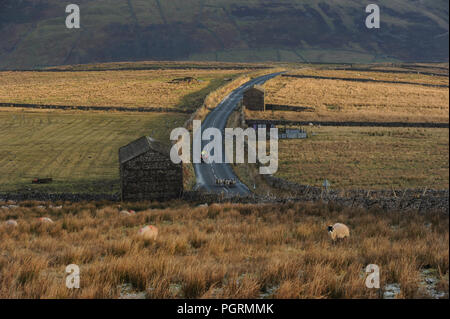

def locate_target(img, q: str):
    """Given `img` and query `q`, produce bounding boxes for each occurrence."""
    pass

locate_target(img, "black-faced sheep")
[327,223,350,241]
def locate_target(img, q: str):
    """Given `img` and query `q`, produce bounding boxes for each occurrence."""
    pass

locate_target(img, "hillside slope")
[0,0,448,69]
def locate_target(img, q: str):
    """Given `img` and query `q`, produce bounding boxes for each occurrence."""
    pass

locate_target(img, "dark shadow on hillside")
[176,77,236,111]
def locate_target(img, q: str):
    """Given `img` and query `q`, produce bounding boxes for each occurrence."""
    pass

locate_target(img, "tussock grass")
[0,201,447,299]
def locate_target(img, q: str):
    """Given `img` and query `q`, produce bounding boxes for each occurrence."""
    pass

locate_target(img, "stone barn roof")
[119,136,171,164]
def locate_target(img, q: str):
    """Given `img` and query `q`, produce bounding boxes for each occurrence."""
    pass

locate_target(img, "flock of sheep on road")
[215,179,237,186]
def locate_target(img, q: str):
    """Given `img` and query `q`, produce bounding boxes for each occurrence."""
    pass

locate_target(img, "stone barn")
[119,136,183,201]
[243,85,265,111]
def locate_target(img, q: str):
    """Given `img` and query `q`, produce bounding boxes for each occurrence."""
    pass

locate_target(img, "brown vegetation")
[0,201,447,299]
[275,126,449,190]
[287,69,449,86]
[250,69,449,124]
[0,69,248,110]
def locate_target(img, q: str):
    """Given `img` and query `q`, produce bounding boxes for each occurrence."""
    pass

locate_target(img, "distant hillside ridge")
[0,0,448,69]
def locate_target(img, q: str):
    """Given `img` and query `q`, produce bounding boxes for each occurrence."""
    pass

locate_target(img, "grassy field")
[0,69,248,111]
[0,109,188,194]
[0,201,447,299]
[354,63,449,75]
[287,68,449,86]
[246,69,449,124]
[275,126,449,190]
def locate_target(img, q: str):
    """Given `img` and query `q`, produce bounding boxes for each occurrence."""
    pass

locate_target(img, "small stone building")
[285,128,308,139]
[119,136,183,201]
[243,85,265,111]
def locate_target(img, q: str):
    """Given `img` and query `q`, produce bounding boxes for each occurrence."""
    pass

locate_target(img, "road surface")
[194,72,283,196]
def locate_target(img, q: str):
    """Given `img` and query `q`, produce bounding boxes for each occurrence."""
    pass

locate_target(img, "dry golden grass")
[275,127,449,190]
[0,201,447,299]
[252,70,449,124]
[0,69,248,109]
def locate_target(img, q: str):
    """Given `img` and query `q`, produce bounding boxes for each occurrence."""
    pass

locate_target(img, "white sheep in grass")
[138,225,158,241]
[327,223,350,241]
[4,219,18,227]
[38,217,54,224]
[120,210,136,216]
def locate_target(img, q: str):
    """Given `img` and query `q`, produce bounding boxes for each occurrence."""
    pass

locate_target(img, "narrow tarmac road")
[194,72,284,196]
